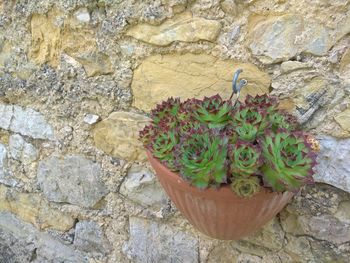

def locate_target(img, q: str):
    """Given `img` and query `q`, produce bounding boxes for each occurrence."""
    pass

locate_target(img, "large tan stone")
[126,12,221,46]
[93,112,151,161]
[0,185,75,231]
[132,53,271,111]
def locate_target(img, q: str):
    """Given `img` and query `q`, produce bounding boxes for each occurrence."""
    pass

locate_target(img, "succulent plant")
[232,107,269,141]
[152,130,178,170]
[260,131,316,192]
[245,94,278,113]
[177,120,203,135]
[176,130,228,188]
[231,176,261,198]
[177,98,200,122]
[193,94,232,128]
[151,97,181,125]
[140,88,318,194]
[139,124,157,147]
[269,111,297,132]
[229,141,262,177]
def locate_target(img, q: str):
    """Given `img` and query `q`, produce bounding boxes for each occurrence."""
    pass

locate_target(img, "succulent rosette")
[245,94,278,113]
[260,130,316,192]
[193,94,232,128]
[229,141,262,177]
[151,97,181,125]
[232,107,269,141]
[139,124,157,148]
[175,130,228,188]
[231,177,261,198]
[269,111,298,132]
[152,130,178,170]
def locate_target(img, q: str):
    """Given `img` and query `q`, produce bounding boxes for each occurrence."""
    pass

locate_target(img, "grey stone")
[248,14,303,63]
[0,104,54,140]
[0,143,17,187]
[0,212,87,263]
[75,8,90,23]
[37,155,108,208]
[10,105,54,140]
[0,228,35,263]
[123,217,198,263]
[242,218,285,251]
[249,15,331,63]
[83,113,100,125]
[74,220,110,255]
[8,134,38,164]
[315,136,350,193]
[120,164,168,208]
[303,23,331,56]
[0,104,12,130]
[298,214,350,244]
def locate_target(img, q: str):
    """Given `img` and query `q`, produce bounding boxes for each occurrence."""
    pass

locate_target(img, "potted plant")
[139,69,319,240]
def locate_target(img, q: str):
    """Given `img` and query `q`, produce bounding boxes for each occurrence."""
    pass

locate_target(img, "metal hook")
[230,69,248,102]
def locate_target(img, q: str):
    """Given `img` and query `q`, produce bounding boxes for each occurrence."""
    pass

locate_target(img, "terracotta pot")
[147,151,294,240]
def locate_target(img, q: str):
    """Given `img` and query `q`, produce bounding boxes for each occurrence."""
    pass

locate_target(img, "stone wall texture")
[0,0,350,262]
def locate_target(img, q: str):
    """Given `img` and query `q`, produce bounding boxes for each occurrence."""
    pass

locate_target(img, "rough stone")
[248,15,331,63]
[10,105,55,140]
[29,8,112,78]
[120,164,168,208]
[29,9,62,67]
[0,104,12,130]
[123,217,198,263]
[93,111,151,161]
[242,218,285,251]
[74,8,90,23]
[0,184,75,231]
[220,0,238,16]
[298,214,350,244]
[8,134,38,164]
[75,51,113,77]
[280,61,311,74]
[206,244,239,262]
[284,236,314,263]
[334,108,350,133]
[132,53,271,111]
[0,104,54,140]
[0,212,86,263]
[340,48,350,73]
[292,77,334,124]
[315,136,350,193]
[248,14,303,63]
[37,155,108,208]
[0,227,35,263]
[74,220,110,255]
[303,22,331,56]
[83,113,100,125]
[335,201,350,224]
[0,143,17,187]
[126,11,222,46]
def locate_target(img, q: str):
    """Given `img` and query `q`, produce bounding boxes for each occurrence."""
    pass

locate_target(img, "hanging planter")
[139,69,319,240]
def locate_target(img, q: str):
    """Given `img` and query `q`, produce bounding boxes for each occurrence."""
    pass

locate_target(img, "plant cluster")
[140,94,318,197]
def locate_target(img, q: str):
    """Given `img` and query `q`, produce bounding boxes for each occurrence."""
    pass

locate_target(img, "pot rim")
[146,150,291,202]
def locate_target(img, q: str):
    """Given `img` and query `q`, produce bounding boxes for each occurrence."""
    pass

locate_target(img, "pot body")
[147,151,294,240]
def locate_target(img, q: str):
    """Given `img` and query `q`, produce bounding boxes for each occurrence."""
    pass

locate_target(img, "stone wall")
[0,0,350,262]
